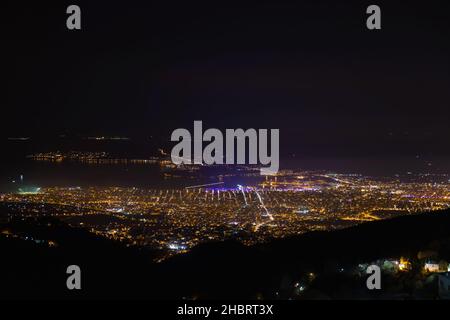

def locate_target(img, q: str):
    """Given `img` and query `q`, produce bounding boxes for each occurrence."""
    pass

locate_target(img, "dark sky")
[5,0,450,157]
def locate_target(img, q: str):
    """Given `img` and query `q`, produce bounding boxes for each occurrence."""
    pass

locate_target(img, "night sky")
[5,0,450,158]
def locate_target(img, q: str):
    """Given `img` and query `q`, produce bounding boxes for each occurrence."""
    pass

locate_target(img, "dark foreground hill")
[1,209,450,299]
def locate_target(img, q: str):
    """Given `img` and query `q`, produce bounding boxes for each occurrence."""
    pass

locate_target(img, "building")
[424,260,449,273]
[438,273,450,299]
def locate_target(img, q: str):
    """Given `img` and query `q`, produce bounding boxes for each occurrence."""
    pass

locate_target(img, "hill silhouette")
[1,209,450,299]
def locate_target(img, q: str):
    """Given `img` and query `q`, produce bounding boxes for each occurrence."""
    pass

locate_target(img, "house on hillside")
[424,260,448,273]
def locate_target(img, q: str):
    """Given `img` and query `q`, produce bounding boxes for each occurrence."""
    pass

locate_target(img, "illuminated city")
[2,168,449,260]
[3,0,450,307]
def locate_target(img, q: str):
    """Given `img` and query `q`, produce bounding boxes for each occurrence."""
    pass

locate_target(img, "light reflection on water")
[1,156,449,193]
